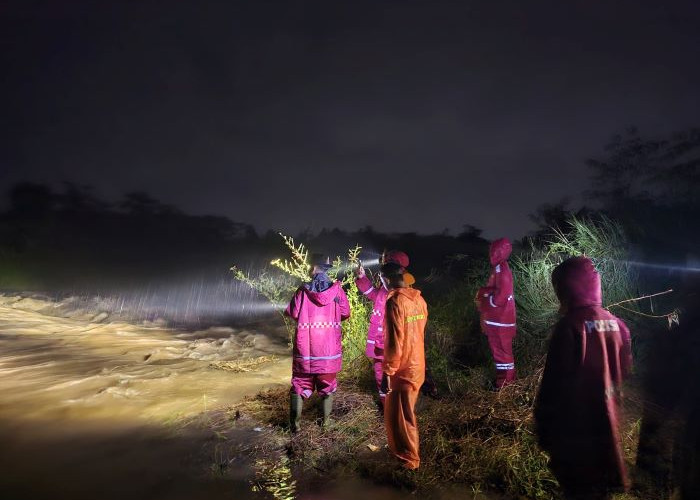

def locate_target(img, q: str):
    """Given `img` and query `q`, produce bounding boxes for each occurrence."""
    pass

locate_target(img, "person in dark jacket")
[534,256,633,499]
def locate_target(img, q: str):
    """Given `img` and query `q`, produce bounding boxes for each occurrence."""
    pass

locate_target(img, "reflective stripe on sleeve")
[484,320,516,327]
[489,294,514,307]
[495,363,515,370]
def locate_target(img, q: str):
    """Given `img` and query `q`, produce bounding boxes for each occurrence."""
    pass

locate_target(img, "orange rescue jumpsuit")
[383,287,427,470]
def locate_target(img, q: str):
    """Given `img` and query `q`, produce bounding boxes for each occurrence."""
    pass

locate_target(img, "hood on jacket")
[303,280,342,306]
[305,271,333,293]
[551,256,602,311]
[489,238,512,266]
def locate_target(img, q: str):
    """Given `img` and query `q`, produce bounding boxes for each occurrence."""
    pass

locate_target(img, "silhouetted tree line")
[531,127,700,266]
[3,126,698,292]
[0,182,488,290]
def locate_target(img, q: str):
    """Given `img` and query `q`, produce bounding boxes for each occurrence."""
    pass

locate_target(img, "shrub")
[423,258,491,392]
[511,215,641,372]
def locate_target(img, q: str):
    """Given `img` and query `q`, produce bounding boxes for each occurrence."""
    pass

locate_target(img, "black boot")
[289,393,303,433]
[320,394,333,428]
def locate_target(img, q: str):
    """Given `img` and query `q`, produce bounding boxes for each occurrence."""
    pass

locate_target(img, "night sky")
[2,0,700,239]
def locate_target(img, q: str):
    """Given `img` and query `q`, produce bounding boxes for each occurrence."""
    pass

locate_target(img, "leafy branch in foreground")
[270,233,311,281]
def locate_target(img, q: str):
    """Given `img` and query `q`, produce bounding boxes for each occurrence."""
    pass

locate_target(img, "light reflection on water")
[0,295,291,424]
[54,275,284,326]
[251,456,296,500]
[0,294,292,499]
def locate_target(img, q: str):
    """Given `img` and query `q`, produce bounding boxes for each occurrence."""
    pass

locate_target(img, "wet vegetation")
[229,216,671,500]
[221,127,700,498]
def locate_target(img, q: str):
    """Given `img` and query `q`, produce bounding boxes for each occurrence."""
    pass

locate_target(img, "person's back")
[285,255,350,432]
[381,263,428,470]
[289,280,349,375]
[384,287,427,390]
[535,256,632,499]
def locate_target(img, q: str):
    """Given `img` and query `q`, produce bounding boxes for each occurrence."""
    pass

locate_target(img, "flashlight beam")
[618,260,700,273]
[360,258,380,267]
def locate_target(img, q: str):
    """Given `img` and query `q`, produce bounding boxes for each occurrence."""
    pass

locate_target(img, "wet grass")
[217,371,649,500]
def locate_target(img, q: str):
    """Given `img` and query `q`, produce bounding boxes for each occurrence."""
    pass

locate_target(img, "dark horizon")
[0,178,495,239]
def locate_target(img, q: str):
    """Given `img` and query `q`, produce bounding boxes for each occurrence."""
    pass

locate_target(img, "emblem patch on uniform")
[584,320,620,333]
[406,314,425,323]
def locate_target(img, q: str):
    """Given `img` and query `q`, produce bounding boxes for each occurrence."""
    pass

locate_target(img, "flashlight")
[360,258,381,268]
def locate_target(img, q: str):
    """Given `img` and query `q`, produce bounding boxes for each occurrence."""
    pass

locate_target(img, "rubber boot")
[320,393,333,428]
[377,395,386,415]
[289,393,303,433]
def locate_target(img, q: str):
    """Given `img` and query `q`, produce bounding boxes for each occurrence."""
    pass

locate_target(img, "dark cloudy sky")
[2,0,699,239]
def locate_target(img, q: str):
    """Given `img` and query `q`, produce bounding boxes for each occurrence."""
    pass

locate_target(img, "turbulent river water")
[0,295,498,500]
[0,295,295,500]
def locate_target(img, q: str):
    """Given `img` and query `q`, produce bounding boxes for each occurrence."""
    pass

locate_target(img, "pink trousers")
[291,372,337,399]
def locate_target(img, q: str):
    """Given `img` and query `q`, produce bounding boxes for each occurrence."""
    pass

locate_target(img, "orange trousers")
[384,381,421,469]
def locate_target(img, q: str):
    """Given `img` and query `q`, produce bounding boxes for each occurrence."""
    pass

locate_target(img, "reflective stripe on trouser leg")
[486,325,516,388]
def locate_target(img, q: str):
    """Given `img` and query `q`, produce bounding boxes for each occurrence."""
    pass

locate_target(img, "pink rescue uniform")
[477,238,517,388]
[355,274,389,399]
[535,256,633,498]
[285,281,350,398]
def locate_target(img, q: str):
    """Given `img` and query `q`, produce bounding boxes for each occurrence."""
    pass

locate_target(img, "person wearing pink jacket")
[476,238,517,389]
[354,250,410,409]
[535,256,633,499]
[285,254,351,432]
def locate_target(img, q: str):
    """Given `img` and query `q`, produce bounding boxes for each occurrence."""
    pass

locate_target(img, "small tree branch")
[606,289,673,309]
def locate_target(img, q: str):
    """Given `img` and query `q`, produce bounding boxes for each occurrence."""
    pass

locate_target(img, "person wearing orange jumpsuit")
[380,262,428,470]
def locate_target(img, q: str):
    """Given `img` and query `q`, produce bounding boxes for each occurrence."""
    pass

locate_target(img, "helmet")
[382,250,409,268]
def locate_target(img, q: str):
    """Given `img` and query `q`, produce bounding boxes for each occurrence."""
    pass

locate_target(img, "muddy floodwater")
[0,296,497,500]
[0,295,293,500]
